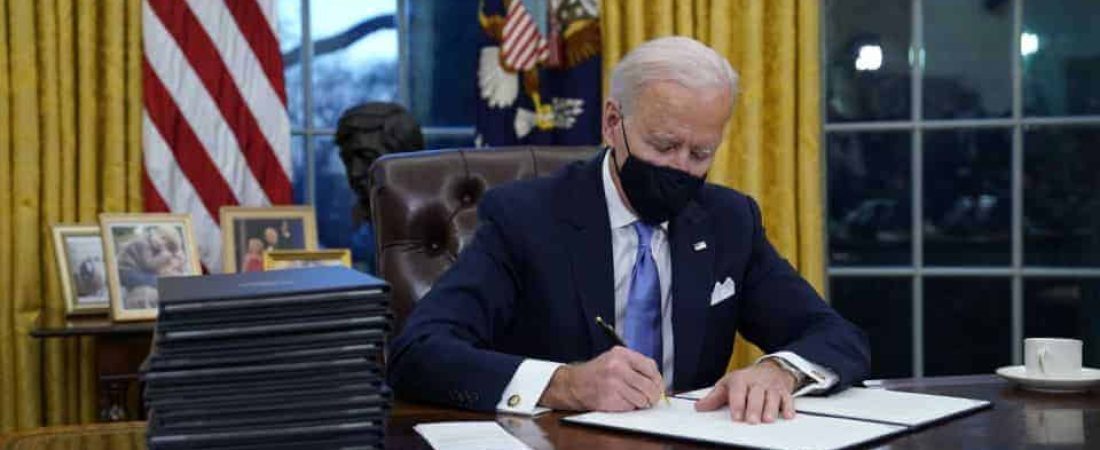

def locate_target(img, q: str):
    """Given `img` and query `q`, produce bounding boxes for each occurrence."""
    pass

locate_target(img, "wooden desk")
[2,375,1097,449]
[31,319,154,422]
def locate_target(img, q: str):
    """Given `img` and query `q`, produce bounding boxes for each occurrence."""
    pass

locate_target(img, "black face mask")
[613,120,704,225]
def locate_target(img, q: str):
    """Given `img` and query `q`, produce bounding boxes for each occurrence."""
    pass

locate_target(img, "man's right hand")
[538,346,664,412]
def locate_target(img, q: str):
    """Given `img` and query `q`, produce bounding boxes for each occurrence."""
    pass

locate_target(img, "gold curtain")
[0,0,143,432]
[602,0,824,371]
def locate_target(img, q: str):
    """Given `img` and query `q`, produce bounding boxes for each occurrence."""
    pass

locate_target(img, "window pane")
[310,0,398,128]
[405,1,479,127]
[924,278,1012,376]
[830,277,912,378]
[424,131,476,150]
[824,0,911,122]
[312,136,358,251]
[1024,126,1100,266]
[922,0,1012,119]
[291,134,307,204]
[1023,0,1100,116]
[827,131,911,266]
[1025,279,1100,367]
[923,129,1011,266]
[277,0,303,128]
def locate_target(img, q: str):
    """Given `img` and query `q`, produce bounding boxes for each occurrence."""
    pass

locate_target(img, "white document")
[413,421,533,450]
[792,387,990,427]
[676,386,990,427]
[672,386,713,400]
[563,397,905,450]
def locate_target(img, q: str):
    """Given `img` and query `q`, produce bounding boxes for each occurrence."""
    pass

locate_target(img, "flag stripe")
[143,57,239,219]
[512,29,539,69]
[143,111,224,272]
[142,5,270,207]
[142,171,170,213]
[184,0,292,180]
[503,21,534,55]
[146,0,291,204]
[221,0,288,106]
[503,15,534,52]
[507,25,537,67]
[502,0,522,36]
[255,0,279,36]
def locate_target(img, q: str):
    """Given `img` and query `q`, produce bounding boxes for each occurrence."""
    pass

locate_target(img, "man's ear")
[601,100,621,147]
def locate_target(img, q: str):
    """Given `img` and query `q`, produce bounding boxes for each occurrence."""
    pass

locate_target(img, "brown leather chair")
[369,146,600,331]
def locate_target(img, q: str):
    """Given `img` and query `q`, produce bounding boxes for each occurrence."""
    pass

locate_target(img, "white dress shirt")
[496,151,837,415]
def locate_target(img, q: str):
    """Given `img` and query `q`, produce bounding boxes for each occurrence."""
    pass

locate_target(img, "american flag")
[501,0,549,71]
[142,0,292,273]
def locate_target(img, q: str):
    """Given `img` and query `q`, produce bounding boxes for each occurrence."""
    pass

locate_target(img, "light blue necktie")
[624,222,662,367]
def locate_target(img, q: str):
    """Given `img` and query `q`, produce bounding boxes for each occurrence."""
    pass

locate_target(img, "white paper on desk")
[676,386,989,427]
[413,421,533,450]
[564,398,905,450]
[675,386,715,400]
[793,387,990,427]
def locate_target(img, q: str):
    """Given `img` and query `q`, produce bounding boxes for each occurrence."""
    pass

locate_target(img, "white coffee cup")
[1024,338,1082,378]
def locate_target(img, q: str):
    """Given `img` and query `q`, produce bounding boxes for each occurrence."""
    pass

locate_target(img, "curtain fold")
[602,0,823,371]
[0,0,143,432]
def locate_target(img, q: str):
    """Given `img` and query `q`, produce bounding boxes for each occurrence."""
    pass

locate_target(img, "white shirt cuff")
[495,359,563,416]
[756,351,838,397]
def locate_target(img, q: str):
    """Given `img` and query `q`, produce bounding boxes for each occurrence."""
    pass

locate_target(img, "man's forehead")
[646,129,680,141]
[638,117,721,146]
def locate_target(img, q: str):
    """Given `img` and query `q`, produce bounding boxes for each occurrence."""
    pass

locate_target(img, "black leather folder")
[157,266,389,307]
[143,368,382,400]
[155,302,389,331]
[147,381,387,410]
[145,343,382,370]
[148,420,383,450]
[150,393,391,422]
[152,328,385,356]
[143,357,377,383]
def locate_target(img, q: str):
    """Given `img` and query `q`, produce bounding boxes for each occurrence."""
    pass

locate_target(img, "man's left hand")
[693,359,797,424]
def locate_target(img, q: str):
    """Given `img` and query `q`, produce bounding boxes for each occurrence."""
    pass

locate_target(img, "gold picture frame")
[263,249,352,271]
[100,213,203,322]
[51,224,110,316]
[220,206,319,273]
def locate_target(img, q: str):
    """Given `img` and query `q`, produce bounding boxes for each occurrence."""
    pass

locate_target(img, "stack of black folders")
[141,266,391,450]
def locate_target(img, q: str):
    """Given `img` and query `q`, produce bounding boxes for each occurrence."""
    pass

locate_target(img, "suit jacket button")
[507,394,520,407]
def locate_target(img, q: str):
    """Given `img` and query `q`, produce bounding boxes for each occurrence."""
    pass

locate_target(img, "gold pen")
[595,316,670,406]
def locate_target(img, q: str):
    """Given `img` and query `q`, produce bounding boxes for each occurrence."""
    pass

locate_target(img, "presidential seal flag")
[142,0,292,273]
[476,0,601,146]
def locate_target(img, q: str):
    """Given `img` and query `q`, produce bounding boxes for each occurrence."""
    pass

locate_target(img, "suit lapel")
[670,201,714,389]
[556,152,617,355]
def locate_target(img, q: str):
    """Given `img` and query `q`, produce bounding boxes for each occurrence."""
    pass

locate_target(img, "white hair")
[610,36,738,116]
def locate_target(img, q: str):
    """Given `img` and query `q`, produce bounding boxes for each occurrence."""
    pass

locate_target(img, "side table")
[31,319,154,422]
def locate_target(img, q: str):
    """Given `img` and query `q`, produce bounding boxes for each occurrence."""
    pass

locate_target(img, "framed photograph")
[51,224,110,315]
[220,206,318,273]
[263,249,352,271]
[100,214,202,322]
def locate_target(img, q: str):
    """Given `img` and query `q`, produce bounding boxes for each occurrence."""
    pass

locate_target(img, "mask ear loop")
[612,105,633,169]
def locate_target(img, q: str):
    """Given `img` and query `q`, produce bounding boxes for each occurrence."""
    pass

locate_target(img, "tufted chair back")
[369,146,600,331]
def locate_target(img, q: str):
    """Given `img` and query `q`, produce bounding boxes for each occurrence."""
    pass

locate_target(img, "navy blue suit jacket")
[388,151,870,411]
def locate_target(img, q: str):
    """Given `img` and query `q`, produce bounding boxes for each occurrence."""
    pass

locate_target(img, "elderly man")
[388,36,869,424]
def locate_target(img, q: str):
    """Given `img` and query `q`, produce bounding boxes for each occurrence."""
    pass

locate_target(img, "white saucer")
[995,365,1100,393]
